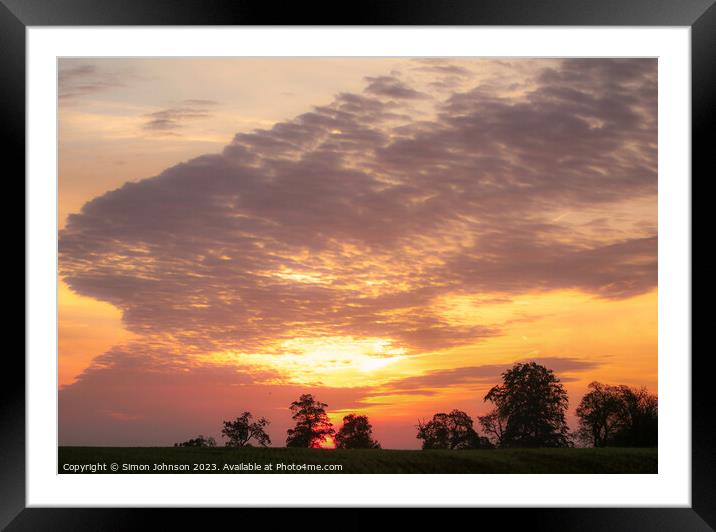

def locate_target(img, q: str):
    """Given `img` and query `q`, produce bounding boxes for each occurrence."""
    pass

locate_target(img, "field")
[59,446,657,474]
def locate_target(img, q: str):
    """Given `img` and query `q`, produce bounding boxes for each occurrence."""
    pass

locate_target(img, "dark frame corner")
[6,0,711,529]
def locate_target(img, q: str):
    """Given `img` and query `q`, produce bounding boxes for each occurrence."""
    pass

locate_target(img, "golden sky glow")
[58,280,135,386]
[58,58,657,448]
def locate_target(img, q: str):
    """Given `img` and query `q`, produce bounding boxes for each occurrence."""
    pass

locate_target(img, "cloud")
[372,357,602,398]
[142,105,215,132]
[60,59,656,361]
[364,75,429,100]
[58,62,135,101]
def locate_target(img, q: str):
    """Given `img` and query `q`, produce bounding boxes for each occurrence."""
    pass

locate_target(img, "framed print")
[7,0,711,529]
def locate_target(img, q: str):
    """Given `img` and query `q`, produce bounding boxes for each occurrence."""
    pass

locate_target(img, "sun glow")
[318,435,336,449]
[360,355,401,372]
[208,336,407,387]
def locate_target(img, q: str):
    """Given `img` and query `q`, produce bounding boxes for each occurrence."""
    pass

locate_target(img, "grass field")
[59,446,657,474]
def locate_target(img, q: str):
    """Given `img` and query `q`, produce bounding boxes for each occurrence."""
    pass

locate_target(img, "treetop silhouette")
[174,434,216,448]
[335,414,381,449]
[222,412,271,447]
[286,394,335,448]
[416,409,492,450]
[576,382,657,447]
[483,361,571,448]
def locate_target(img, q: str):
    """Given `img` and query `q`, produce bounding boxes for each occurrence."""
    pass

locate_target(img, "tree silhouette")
[611,385,658,447]
[575,382,625,447]
[174,435,216,447]
[286,394,335,448]
[478,408,507,447]
[416,413,450,449]
[222,412,271,447]
[416,409,492,450]
[484,362,571,447]
[335,414,381,449]
[576,383,657,447]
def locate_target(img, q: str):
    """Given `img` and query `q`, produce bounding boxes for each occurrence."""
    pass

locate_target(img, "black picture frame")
[5,0,709,529]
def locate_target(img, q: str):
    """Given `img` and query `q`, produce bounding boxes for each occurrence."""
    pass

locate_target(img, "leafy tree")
[416,409,492,450]
[575,382,625,447]
[444,409,492,449]
[576,383,657,447]
[286,394,335,448]
[222,412,271,447]
[478,408,507,447]
[611,385,658,447]
[174,435,216,447]
[484,362,571,447]
[335,414,381,449]
[417,413,450,449]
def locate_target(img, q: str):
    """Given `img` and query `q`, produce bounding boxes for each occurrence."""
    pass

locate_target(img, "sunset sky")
[58,58,657,449]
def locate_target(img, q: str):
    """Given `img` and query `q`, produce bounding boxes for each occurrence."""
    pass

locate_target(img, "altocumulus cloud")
[142,100,220,132]
[371,357,603,398]
[58,60,657,442]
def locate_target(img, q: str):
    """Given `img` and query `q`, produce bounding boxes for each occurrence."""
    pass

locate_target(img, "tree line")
[175,362,657,449]
[417,362,657,449]
[175,394,379,449]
